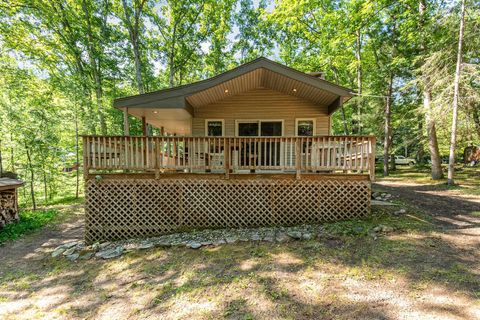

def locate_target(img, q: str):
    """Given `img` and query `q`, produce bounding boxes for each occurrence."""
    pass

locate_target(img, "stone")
[382,226,394,233]
[91,242,101,252]
[250,233,261,241]
[287,231,302,240]
[67,253,80,262]
[186,242,202,249]
[99,242,111,249]
[62,242,79,249]
[96,246,124,259]
[225,236,238,244]
[275,232,289,243]
[263,235,274,242]
[213,239,226,246]
[302,232,313,240]
[373,226,382,232]
[79,252,94,260]
[394,209,406,215]
[155,240,173,247]
[63,247,76,256]
[51,247,66,258]
[371,200,397,206]
[138,241,154,250]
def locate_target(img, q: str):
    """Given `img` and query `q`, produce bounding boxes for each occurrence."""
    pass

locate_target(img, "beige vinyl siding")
[192,88,331,136]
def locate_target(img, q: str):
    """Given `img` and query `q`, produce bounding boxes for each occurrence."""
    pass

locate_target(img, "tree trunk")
[0,139,3,177]
[383,77,393,176]
[355,29,363,134]
[425,90,443,179]
[168,24,177,88]
[169,52,175,88]
[25,145,36,210]
[447,0,466,185]
[332,67,349,135]
[42,163,48,206]
[10,133,14,173]
[419,0,443,179]
[75,108,80,199]
[417,119,425,163]
[471,104,480,139]
[121,0,145,94]
[81,0,107,135]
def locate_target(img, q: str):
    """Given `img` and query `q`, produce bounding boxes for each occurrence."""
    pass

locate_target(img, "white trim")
[295,118,316,136]
[205,119,225,136]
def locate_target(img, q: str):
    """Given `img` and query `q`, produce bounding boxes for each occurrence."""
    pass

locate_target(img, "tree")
[447,0,467,185]
[418,0,443,179]
[118,0,148,94]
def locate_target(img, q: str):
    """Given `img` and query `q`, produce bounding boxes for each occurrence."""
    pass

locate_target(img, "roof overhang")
[113,57,354,133]
[0,178,24,191]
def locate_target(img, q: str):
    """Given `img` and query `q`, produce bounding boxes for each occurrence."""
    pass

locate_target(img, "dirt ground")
[0,177,479,319]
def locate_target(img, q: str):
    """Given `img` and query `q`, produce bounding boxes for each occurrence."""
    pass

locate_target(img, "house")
[83,57,376,243]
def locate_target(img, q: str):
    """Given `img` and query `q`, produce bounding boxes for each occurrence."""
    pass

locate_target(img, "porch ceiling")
[185,68,340,108]
[127,107,192,135]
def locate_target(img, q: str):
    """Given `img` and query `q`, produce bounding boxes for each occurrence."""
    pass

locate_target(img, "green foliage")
[0,209,58,244]
[0,0,479,204]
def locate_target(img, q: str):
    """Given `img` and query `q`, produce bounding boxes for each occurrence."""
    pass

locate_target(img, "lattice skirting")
[85,176,371,243]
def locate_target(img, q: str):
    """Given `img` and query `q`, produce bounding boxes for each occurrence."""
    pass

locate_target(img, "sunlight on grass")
[0,209,58,244]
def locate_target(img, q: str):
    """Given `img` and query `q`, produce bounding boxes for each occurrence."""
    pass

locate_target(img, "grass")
[1,204,475,319]
[0,168,479,318]
[375,165,480,196]
[0,209,58,244]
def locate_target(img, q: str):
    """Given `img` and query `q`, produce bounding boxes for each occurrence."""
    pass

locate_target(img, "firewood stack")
[0,177,24,230]
[0,190,19,229]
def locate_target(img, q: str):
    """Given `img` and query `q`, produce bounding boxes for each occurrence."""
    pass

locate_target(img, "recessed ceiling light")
[224,89,229,93]
[292,88,297,92]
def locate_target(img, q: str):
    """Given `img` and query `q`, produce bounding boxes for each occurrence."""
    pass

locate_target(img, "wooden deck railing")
[82,135,376,179]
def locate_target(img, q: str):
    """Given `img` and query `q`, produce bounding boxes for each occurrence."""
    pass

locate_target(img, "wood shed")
[0,177,24,229]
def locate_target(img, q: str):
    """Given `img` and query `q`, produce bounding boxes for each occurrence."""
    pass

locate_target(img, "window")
[236,120,283,137]
[296,119,316,153]
[205,120,224,136]
[238,122,259,136]
[296,119,315,136]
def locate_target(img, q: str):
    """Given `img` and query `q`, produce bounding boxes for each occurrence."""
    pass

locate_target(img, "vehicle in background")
[394,155,416,165]
[376,155,416,165]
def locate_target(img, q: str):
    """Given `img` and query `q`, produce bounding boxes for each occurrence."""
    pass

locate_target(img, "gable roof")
[113,57,354,114]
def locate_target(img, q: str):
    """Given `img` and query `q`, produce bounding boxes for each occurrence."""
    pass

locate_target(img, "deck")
[82,135,375,242]
[82,135,376,180]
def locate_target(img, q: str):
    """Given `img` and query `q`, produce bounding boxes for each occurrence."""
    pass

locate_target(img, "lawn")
[0,168,479,319]
[377,165,480,196]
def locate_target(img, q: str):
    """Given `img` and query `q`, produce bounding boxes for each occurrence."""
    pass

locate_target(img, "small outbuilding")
[0,177,24,229]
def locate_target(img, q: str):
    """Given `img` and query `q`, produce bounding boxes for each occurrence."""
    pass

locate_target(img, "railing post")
[224,138,230,179]
[154,137,160,179]
[295,138,301,179]
[369,137,376,181]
